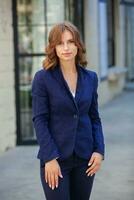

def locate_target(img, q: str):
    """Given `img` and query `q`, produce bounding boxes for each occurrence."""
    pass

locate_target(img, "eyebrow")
[65,39,74,41]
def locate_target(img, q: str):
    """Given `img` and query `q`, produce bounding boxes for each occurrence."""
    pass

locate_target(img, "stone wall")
[0,0,16,153]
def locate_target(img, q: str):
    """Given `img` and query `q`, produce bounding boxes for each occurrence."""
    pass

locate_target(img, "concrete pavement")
[0,90,134,200]
[92,90,134,200]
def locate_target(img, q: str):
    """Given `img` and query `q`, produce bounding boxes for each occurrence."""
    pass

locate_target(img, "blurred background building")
[0,0,133,153]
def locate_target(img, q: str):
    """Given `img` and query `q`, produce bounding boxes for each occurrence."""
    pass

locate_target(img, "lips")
[62,53,72,56]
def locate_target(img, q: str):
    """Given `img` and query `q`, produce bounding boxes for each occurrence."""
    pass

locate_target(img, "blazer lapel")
[51,64,85,111]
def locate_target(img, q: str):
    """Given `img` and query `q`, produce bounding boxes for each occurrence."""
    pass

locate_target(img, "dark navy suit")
[32,64,105,200]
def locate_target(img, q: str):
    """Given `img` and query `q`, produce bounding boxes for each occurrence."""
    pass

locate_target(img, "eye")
[69,40,75,43]
[57,41,63,45]
[59,42,62,45]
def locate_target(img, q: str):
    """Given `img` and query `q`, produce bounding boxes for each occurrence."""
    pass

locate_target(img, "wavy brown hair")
[43,21,87,70]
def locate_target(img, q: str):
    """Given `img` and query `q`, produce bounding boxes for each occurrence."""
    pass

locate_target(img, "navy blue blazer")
[32,64,105,164]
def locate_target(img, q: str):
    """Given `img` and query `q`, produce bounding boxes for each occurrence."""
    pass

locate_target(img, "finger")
[55,174,59,188]
[87,170,95,176]
[88,155,95,166]
[87,165,100,176]
[48,173,51,188]
[86,162,97,173]
[88,162,98,171]
[88,172,95,177]
[89,161,101,172]
[58,167,63,178]
[45,170,48,183]
[50,173,55,190]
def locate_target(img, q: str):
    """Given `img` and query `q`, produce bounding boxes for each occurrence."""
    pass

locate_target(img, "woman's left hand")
[86,152,103,176]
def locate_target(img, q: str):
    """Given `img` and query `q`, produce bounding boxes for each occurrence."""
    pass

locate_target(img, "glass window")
[107,0,115,67]
[14,0,84,143]
[121,0,134,3]
[18,26,46,53]
[99,1,108,78]
[47,0,65,24]
[17,0,45,25]
[19,56,44,141]
[17,0,46,53]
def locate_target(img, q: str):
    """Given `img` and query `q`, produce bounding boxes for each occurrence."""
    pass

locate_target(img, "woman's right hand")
[45,158,63,190]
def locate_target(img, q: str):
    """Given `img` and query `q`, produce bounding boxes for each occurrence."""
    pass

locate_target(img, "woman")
[32,21,105,200]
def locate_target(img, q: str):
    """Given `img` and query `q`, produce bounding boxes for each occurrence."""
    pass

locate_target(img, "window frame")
[12,0,84,145]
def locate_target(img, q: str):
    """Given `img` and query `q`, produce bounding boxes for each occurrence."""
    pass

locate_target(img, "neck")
[59,60,77,74]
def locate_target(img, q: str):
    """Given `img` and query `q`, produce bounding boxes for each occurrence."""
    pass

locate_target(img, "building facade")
[123,0,134,81]
[0,0,130,152]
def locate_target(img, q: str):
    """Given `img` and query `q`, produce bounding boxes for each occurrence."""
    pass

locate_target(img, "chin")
[62,56,75,61]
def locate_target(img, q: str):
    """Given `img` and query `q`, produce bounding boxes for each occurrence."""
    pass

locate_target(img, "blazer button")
[73,114,78,119]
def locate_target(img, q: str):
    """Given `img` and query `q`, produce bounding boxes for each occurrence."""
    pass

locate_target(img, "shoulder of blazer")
[34,68,49,78]
[32,68,52,93]
[79,65,97,80]
[33,68,52,84]
[79,66,98,91]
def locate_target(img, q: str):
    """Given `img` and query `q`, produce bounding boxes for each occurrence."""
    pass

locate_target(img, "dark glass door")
[13,0,84,144]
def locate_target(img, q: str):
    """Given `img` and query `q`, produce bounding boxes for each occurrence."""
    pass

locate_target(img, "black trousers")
[40,151,95,200]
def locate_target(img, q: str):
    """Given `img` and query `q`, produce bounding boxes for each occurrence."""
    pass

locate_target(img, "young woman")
[32,21,105,200]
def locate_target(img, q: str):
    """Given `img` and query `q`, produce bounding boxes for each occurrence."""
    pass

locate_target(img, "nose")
[63,42,69,50]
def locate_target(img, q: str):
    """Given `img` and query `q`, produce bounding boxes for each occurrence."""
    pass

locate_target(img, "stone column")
[0,0,16,153]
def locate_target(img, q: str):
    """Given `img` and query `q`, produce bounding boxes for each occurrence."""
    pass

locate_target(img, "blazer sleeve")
[89,72,105,159]
[31,71,60,163]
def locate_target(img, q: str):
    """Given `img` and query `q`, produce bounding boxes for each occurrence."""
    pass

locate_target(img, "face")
[55,30,78,62]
